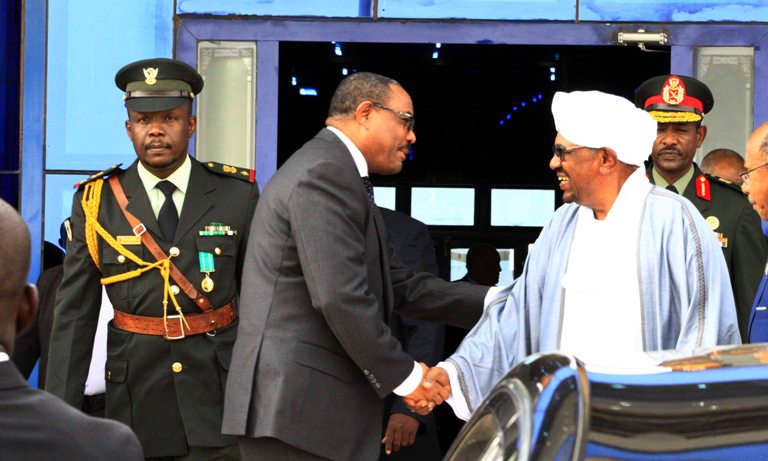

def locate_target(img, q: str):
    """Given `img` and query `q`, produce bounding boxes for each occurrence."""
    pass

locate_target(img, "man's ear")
[354,100,375,126]
[15,284,38,334]
[600,147,619,170]
[188,115,197,137]
[125,119,133,140]
[696,125,708,147]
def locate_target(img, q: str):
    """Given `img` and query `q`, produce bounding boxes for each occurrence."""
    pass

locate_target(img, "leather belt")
[112,299,236,340]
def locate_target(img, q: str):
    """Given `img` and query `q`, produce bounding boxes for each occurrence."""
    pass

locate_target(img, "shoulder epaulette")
[703,172,743,193]
[73,164,123,189]
[203,161,256,183]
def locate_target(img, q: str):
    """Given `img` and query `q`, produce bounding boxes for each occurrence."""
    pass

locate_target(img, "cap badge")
[143,67,159,86]
[662,76,685,106]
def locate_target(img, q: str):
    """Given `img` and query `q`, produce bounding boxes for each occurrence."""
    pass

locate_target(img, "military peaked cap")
[635,74,714,123]
[115,58,204,112]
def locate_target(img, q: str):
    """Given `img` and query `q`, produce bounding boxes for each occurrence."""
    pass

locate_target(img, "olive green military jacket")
[648,162,767,341]
[47,158,258,458]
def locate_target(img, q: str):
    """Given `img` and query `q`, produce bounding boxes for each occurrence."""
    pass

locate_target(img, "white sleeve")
[437,361,472,421]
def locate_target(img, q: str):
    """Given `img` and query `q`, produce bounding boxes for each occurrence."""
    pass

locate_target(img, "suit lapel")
[121,164,163,238]
[176,159,214,239]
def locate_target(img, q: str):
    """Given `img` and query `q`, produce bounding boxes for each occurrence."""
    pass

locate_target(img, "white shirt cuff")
[393,361,422,396]
[437,361,472,421]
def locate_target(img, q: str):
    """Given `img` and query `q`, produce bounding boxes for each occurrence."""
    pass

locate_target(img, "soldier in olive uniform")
[636,74,766,341]
[47,58,259,460]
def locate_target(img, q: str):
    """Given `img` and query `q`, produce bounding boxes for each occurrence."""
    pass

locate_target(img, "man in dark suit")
[0,198,143,461]
[46,58,259,460]
[12,219,69,389]
[637,74,767,341]
[223,72,490,460]
[379,207,444,460]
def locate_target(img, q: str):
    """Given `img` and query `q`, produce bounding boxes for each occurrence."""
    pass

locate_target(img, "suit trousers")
[238,437,331,461]
[145,445,240,461]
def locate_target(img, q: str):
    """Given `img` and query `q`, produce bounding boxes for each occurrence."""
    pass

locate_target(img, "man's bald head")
[701,148,745,185]
[0,199,36,354]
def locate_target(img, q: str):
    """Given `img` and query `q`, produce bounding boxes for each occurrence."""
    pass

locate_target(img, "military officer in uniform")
[636,74,766,341]
[46,58,259,460]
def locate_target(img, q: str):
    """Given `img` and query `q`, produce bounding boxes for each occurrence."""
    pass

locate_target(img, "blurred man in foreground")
[0,199,142,460]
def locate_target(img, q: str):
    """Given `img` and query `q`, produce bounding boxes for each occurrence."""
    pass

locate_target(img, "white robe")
[445,171,741,417]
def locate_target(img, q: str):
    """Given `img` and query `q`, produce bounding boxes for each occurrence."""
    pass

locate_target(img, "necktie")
[156,180,178,241]
[361,176,376,207]
[665,184,678,194]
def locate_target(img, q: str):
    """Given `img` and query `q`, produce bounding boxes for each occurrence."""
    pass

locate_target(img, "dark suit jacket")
[648,162,767,341]
[46,158,258,457]
[222,128,487,460]
[0,360,143,460]
[12,265,62,388]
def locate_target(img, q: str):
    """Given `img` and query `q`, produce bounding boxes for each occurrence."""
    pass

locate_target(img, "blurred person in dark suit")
[0,198,143,461]
[380,207,443,460]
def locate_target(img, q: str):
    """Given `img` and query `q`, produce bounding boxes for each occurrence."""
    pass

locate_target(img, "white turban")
[551,91,657,167]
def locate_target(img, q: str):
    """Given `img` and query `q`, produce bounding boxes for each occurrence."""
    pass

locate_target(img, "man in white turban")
[418,90,740,420]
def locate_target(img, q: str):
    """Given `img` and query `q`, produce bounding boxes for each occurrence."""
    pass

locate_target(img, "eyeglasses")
[372,102,415,132]
[552,144,588,162]
[740,162,768,185]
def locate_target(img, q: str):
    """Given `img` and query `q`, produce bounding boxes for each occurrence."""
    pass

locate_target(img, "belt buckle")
[133,223,147,236]
[163,314,186,340]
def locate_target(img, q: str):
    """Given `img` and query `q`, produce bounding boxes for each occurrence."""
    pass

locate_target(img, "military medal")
[199,250,215,293]
[201,273,215,293]
[198,222,238,293]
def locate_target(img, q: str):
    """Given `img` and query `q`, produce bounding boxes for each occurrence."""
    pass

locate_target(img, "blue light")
[499,120,505,125]
[538,93,543,99]
[521,102,526,107]
[506,114,511,120]
[550,74,556,82]
[409,146,414,160]
[432,51,439,59]
[513,107,518,111]
[291,76,297,86]
[435,43,442,49]
[549,67,555,73]
[532,97,537,103]
[299,88,318,96]
[342,67,348,76]
[334,43,342,56]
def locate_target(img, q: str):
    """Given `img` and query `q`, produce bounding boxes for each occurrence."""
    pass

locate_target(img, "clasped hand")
[402,363,450,415]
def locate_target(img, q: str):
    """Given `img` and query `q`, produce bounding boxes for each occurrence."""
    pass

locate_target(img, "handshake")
[402,363,450,415]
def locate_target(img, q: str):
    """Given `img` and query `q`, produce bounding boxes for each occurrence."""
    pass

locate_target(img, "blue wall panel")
[46,0,174,170]
[378,0,575,20]
[43,174,81,251]
[176,0,362,17]
[21,0,46,282]
[582,0,768,22]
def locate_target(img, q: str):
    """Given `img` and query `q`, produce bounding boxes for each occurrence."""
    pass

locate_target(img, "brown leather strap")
[112,299,236,339]
[107,175,213,311]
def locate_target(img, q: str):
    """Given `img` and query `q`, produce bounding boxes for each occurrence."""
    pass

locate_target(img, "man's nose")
[549,153,561,170]
[659,129,677,145]
[407,128,416,144]
[148,118,164,135]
